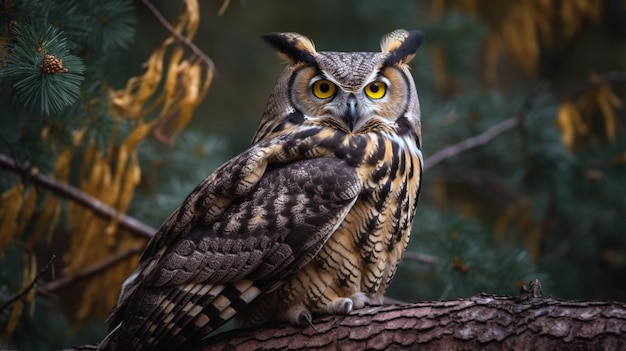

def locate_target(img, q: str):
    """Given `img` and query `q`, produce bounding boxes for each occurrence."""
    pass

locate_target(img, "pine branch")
[0,153,156,239]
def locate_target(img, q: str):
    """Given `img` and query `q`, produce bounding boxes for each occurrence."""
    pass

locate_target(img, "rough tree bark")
[200,288,626,350]
[64,282,626,351]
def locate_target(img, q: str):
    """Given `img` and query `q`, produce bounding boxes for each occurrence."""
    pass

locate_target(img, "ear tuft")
[380,29,425,65]
[261,32,317,64]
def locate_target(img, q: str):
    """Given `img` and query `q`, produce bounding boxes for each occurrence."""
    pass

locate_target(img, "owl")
[99,29,424,350]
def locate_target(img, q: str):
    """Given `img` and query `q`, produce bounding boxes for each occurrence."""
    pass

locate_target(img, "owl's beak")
[346,95,358,131]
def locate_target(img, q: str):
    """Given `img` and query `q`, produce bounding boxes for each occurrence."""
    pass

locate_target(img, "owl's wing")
[104,133,361,350]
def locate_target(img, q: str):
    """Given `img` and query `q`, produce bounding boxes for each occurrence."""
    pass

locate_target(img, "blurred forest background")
[1,0,625,349]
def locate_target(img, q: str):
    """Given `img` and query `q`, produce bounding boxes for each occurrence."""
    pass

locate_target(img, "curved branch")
[60,293,626,350]
[139,0,216,72]
[402,251,439,264]
[0,153,156,239]
[424,71,626,171]
[201,294,626,350]
[39,246,143,294]
[424,116,521,170]
[0,255,55,313]
[424,80,545,170]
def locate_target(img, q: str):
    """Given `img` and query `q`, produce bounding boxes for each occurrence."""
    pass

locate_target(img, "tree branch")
[0,255,55,313]
[424,116,521,170]
[200,293,626,350]
[217,0,231,16]
[62,285,626,350]
[424,80,546,170]
[402,251,439,264]
[39,246,143,294]
[0,153,156,239]
[139,0,216,72]
[424,71,626,171]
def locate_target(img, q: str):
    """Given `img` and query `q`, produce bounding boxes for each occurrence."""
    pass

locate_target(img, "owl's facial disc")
[289,64,406,134]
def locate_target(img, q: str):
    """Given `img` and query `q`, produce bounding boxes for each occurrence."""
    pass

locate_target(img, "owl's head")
[253,29,424,144]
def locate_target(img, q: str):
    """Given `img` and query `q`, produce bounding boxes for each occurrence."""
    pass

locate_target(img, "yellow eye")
[364,81,387,99]
[312,79,336,99]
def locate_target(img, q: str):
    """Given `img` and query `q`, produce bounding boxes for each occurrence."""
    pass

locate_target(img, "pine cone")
[43,54,69,74]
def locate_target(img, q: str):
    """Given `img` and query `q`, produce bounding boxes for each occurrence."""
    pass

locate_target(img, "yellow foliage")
[1,0,215,324]
[457,0,477,15]
[75,238,142,320]
[5,252,36,337]
[153,58,213,144]
[110,0,212,145]
[483,36,502,85]
[0,184,25,252]
[429,0,445,19]
[557,102,587,151]
[428,45,453,96]
[26,195,61,248]
[431,179,448,208]
[64,123,152,319]
[452,256,470,272]
[434,0,606,90]
[494,198,543,261]
[595,83,623,142]
[63,0,214,320]
[475,0,603,79]
[601,247,626,267]
[556,82,623,151]
[5,299,22,338]
[502,1,540,73]
[560,0,601,38]
[0,183,39,252]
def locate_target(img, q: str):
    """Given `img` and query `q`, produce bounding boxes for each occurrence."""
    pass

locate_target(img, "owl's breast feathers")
[267,121,422,317]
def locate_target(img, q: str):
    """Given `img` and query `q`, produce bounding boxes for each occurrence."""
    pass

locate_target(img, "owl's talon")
[349,292,371,309]
[341,299,353,313]
[327,297,354,314]
[283,305,314,327]
[299,311,316,330]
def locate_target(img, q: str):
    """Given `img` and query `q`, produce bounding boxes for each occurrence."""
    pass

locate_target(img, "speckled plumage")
[99,29,424,351]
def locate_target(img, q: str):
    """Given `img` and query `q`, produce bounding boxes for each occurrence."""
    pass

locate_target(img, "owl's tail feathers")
[146,280,267,350]
[96,322,121,351]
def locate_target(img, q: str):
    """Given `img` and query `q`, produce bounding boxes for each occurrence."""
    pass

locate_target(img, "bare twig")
[217,0,231,16]
[402,251,439,264]
[424,81,547,170]
[0,255,55,313]
[424,116,521,170]
[424,71,626,171]
[40,246,143,294]
[0,153,156,239]
[139,0,216,72]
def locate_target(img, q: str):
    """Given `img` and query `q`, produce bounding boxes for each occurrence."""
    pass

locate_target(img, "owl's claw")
[298,310,316,330]
[328,292,379,315]
[283,305,315,327]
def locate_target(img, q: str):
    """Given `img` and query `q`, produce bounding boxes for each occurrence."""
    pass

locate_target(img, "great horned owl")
[99,29,424,350]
